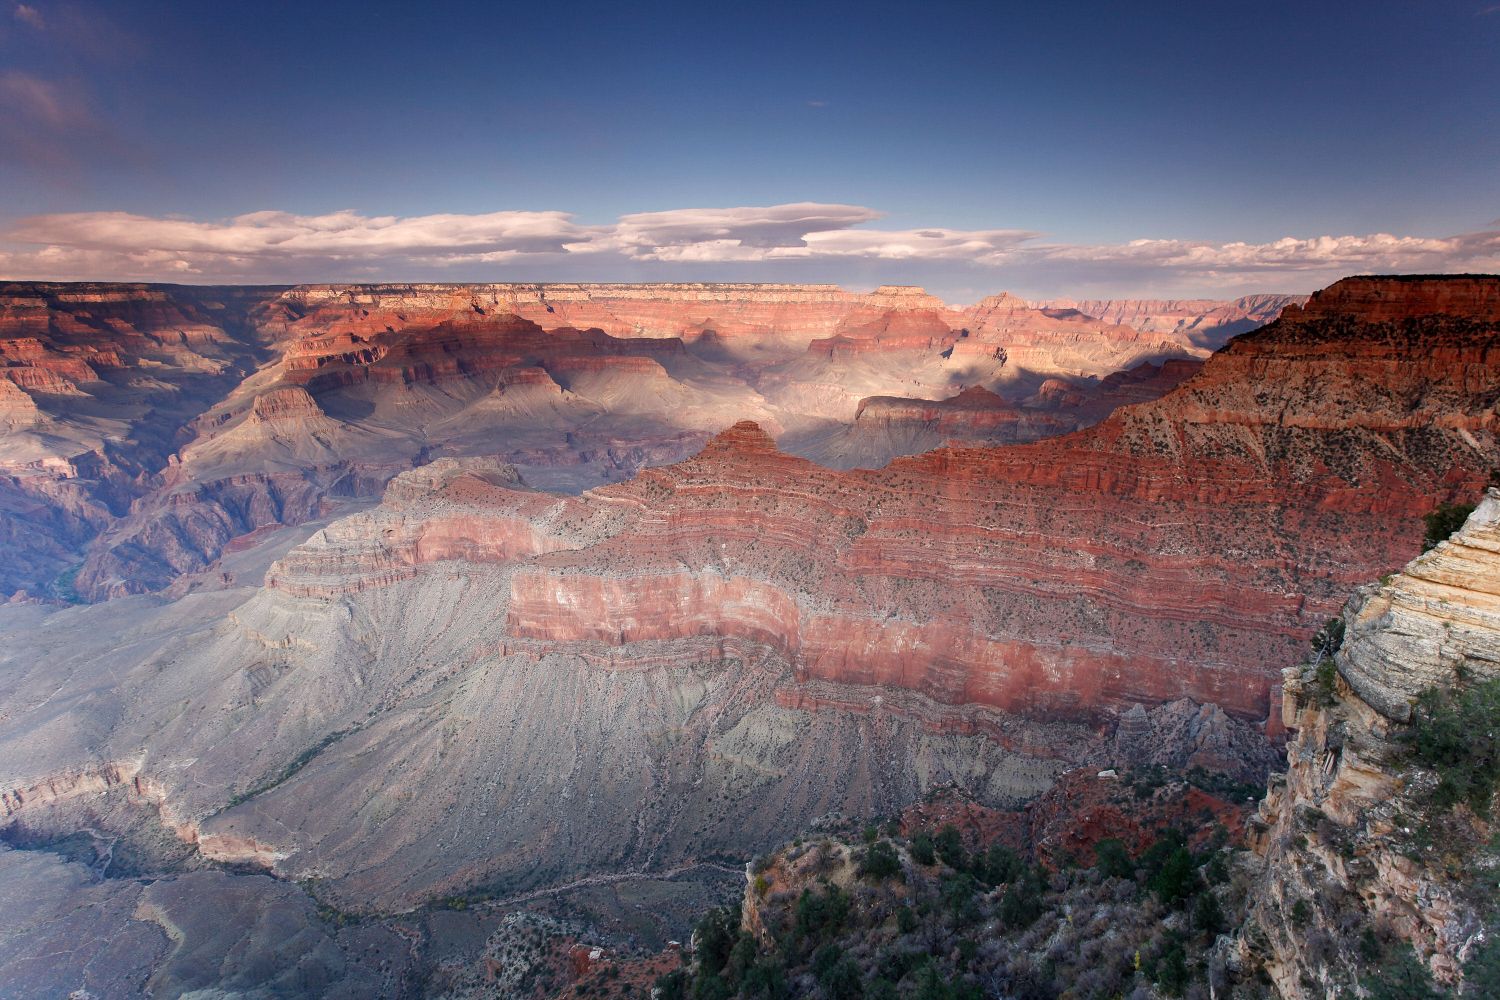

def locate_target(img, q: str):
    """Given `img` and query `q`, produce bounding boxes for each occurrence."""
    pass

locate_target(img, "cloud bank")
[1,203,1496,296]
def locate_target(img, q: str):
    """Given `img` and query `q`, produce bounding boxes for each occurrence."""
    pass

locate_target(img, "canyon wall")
[1,281,1253,602]
[1245,491,1500,997]
[1032,293,1307,348]
[0,274,1491,937]
[349,276,1496,725]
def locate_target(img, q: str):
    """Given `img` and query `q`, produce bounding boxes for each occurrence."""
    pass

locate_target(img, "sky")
[0,0,1497,302]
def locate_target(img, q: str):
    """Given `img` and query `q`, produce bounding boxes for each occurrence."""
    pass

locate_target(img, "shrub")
[741,960,789,999]
[1311,617,1346,656]
[1093,838,1135,880]
[934,825,967,870]
[977,843,1023,886]
[1423,502,1475,550]
[1153,941,1189,996]
[1362,942,1443,1000]
[655,970,689,1000]
[1192,890,1225,934]
[859,839,902,881]
[896,905,918,934]
[1405,678,1500,818]
[694,907,740,977]
[940,873,982,926]
[812,943,844,980]
[795,884,851,942]
[820,956,863,1000]
[1148,846,1199,907]
[692,973,733,1000]
[1463,934,1500,996]
[999,866,1045,929]
[910,830,936,866]
[1310,656,1340,707]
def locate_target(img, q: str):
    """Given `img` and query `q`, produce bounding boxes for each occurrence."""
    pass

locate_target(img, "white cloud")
[9,209,594,258]
[12,3,43,29]
[1025,230,1500,281]
[607,202,880,255]
[1,202,1496,293]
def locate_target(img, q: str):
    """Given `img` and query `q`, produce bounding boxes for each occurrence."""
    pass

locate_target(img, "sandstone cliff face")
[1032,294,1306,349]
[1246,492,1500,997]
[0,276,1492,941]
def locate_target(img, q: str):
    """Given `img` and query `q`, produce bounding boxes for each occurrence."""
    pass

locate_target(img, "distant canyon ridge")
[0,281,1296,603]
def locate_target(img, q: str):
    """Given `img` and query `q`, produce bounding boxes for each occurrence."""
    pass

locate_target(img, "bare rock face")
[961,291,1204,372]
[1110,698,1281,780]
[0,283,281,599]
[1245,492,1500,996]
[1032,293,1307,349]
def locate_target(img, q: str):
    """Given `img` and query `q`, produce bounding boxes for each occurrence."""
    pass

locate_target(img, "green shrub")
[1310,656,1340,707]
[999,866,1044,929]
[1093,838,1135,880]
[694,907,740,977]
[896,905,918,934]
[1192,890,1224,934]
[794,884,851,942]
[819,955,863,1000]
[1148,846,1199,907]
[934,825,967,870]
[1362,942,1443,1000]
[910,830,936,866]
[691,973,733,1000]
[859,839,902,881]
[941,872,982,925]
[655,970,689,1000]
[977,843,1023,886]
[1311,617,1346,656]
[1406,678,1500,817]
[1153,941,1189,996]
[1463,933,1500,996]
[1423,502,1476,550]
[741,960,788,999]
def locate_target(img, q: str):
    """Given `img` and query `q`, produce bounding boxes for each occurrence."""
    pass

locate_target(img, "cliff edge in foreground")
[1247,489,1500,997]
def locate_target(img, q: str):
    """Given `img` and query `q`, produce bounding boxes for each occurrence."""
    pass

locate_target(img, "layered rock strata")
[265,277,1497,727]
[1246,491,1500,996]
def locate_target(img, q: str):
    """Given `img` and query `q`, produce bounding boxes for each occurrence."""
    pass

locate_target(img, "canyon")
[1,281,1275,604]
[0,275,1494,998]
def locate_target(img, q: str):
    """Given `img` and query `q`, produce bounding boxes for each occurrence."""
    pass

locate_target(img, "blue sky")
[1,0,1497,300]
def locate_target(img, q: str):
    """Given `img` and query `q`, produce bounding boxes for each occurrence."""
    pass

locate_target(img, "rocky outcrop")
[0,284,280,599]
[961,291,1203,373]
[1245,491,1500,996]
[1032,294,1306,349]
